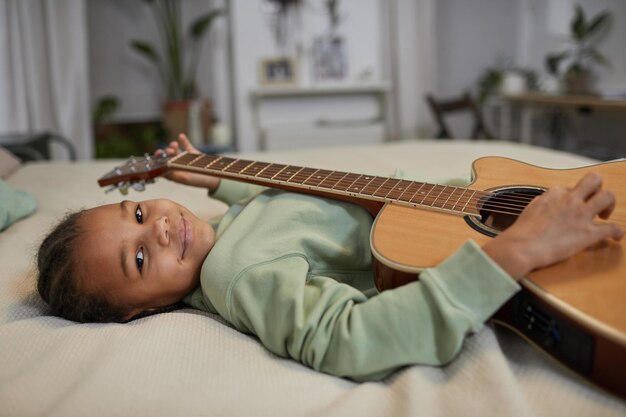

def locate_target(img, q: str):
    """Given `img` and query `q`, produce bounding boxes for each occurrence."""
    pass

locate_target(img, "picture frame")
[312,34,347,81]
[259,56,298,86]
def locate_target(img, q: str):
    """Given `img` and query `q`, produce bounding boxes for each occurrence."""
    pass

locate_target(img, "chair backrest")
[425,92,495,140]
[1,132,77,161]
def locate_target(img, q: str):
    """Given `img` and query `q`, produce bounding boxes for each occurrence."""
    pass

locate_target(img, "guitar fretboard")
[170,152,485,216]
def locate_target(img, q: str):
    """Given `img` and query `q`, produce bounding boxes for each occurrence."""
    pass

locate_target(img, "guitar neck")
[170,152,483,217]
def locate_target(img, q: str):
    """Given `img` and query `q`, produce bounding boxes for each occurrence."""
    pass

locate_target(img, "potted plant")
[545,4,612,95]
[476,64,538,106]
[130,0,223,143]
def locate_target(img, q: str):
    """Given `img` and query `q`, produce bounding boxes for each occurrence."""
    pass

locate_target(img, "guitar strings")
[174,160,623,221]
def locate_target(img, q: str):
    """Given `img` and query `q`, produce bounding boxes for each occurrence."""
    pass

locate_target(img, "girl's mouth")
[179,216,191,258]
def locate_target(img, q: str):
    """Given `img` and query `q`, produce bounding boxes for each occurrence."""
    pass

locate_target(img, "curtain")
[384,0,437,140]
[383,0,437,140]
[0,0,92,160]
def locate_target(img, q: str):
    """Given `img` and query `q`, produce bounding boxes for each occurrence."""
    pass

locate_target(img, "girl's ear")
[123,302,187,322]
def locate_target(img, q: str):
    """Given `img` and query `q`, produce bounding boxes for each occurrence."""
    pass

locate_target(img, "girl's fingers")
[574,172,602,201]
[594,222,624,242]
[178,134,197,152]
[586,189,616,219]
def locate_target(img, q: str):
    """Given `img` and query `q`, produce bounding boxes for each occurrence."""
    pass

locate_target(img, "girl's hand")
[483,172,624,280]
[155,134,221,192]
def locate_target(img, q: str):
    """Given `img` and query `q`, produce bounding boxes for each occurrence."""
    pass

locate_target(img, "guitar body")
[371,156,626,398]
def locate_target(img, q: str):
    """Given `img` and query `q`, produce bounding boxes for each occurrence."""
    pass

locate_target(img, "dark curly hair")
[37,210,127,323]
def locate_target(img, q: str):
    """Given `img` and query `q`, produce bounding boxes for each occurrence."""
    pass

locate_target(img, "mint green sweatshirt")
[185,180,520,381]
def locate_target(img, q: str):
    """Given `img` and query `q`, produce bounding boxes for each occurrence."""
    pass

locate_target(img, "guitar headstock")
[98,153,171,195]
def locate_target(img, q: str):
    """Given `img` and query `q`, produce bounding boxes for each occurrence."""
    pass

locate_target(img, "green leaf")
[586,11,611,38]
[585,48,609,67]
[545,52,569,75]
[130,40,161,65]
[93,96,120,125]
[571,4,587,41]
[189,9,224,40]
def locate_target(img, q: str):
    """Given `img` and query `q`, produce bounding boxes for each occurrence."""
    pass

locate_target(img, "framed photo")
[312,35,347,81]
[259,57,298,86]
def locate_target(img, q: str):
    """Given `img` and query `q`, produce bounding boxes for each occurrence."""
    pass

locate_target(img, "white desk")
[249,83,391,150]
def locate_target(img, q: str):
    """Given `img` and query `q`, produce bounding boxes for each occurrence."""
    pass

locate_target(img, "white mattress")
[1,139,624,417]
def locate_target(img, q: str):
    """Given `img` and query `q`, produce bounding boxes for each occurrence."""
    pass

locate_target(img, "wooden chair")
[426,92,495,140]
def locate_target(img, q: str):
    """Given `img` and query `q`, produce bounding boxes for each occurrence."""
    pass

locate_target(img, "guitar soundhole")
[465,187,545,237]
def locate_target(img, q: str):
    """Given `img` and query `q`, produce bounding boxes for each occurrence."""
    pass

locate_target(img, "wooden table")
[499,92,626,145]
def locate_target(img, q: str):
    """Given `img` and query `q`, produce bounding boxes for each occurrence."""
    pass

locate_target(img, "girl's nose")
[153,216,169,246]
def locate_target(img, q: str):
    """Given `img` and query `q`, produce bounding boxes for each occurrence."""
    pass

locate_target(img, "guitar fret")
[450,188,469,212]
[303,169,334,187]
[188,154,217,168]
[442,187,466,211]
[349,175,375,194]
[386,180,414,200]
[361,177,387,196]
[430,186,454,208]
[224,159,254,174]
[410,183,436,205]
[257,163,287,180]
[462,190,478,212]
[373,178,400,198]
[243,161,271,177]
[333,173,361,191]
[207,156,236,171]
[291,167,318,184]
[319,171,348,189]
[423,185,447,207]
[175,153,206,166]
[397,182,424,202]
[273,165,303,182]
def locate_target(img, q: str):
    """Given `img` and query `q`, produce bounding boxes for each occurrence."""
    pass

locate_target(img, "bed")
[1,139,625,417]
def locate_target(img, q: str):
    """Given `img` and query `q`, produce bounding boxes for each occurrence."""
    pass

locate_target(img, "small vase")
[162,99,212,144]
[562,69,595,95]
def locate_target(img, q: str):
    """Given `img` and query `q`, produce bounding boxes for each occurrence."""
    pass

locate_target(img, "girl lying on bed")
[36,134,623,381]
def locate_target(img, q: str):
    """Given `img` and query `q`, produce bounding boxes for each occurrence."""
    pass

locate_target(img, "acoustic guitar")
[98,151,626,399]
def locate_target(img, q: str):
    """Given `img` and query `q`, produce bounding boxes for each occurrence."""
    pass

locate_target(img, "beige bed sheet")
[1,139,624,417]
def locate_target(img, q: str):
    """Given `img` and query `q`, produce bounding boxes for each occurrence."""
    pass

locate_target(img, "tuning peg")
[132,181,146,192]
[118,183,129,195]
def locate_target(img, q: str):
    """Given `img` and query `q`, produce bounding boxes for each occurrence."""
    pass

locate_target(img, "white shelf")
[250,82,391,99]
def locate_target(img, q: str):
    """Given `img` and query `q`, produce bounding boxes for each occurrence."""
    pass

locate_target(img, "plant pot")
[162,99,213,145]
[562,69,595,95]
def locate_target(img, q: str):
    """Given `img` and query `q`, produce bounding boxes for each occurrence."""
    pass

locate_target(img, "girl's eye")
[135,205,143,224]
[136,248,144,272]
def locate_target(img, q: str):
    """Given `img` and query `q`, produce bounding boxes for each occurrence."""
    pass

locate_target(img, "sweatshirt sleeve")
[222,240,521,381]
[209,179,267,206]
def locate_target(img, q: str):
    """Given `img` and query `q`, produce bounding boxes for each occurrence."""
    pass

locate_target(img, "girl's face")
[75,199,216,320]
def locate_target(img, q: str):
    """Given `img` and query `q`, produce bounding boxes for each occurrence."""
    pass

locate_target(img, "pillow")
[0,179,37,232]
[0,146,21,178]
